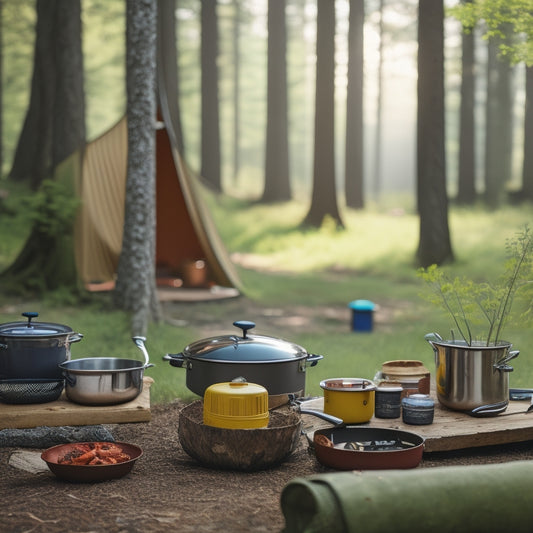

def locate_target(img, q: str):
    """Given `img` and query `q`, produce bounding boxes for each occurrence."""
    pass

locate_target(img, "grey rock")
[0,425,115,448]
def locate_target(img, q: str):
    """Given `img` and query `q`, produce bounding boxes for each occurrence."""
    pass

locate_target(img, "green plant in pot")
[418,225,532,417]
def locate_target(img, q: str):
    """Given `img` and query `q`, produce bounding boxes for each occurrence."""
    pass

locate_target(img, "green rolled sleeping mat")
[280,461,533,533]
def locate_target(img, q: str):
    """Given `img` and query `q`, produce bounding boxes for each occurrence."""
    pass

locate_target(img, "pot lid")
[0,312,73,338]
[182,321,309,362]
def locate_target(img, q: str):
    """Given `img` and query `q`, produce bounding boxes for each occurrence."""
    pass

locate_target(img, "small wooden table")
[0,377,153,429]
[300,395,533,453]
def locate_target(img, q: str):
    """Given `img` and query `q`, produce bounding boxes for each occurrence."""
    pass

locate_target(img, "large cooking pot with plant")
[163,321,323,403]
[425,333,519,416]
[0,312,83,380]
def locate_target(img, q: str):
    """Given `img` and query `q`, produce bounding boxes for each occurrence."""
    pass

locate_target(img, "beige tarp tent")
[74,3,240,298]
[74,114,240,297]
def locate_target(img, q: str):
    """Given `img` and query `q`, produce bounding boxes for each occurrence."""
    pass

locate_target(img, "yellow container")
[320,378,376,424]
[203,381,269,429]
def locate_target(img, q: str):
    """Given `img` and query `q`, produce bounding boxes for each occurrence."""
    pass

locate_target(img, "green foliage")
[418,225,533,345]
[450,0,533,66]
[23,180,80,238]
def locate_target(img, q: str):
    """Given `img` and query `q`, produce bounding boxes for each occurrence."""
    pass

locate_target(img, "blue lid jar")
[402,394,434,425]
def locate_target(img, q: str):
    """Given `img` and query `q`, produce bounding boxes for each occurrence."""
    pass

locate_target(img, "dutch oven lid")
[182,321,309,362]
[0,312,74,337]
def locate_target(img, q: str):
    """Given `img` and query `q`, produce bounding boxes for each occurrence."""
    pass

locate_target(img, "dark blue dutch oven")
[0,312,83,380]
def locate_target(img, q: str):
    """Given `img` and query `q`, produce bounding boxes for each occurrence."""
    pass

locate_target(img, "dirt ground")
[2,295,533,532]
[3,400,533,533]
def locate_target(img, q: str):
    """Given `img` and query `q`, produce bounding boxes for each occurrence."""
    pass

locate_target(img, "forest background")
[0,0,532,403]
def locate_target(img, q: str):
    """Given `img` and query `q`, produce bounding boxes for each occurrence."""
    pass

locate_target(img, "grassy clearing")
[1,187,532,403]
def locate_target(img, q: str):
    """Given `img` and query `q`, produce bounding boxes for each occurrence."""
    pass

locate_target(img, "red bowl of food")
[41,441,143,482]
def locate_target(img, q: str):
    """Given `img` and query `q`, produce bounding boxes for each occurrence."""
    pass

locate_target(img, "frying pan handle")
[163,353,186,368]
[298,407,344,426]
[288,394,344,426]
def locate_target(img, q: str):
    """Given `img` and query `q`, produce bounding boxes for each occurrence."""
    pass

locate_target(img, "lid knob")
[233,320,255,339]
[22,312,39,328]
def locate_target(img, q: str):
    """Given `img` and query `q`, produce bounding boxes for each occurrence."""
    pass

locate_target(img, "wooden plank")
[299,395,533,453]
[0,377,153,429]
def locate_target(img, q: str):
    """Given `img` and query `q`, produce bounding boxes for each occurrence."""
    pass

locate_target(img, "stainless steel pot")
[0,312,83,380]
[425,333,519,416]
[163,321,323,404]
[59,336,153,405]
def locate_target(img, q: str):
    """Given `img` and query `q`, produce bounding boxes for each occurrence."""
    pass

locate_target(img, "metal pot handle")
[132,336,153,368]
[424,332,443,349]
[163,353,186,368]
[306,354,323,367]
[68,332,84,344]
[62,371,76,387]
[494,350,519,372]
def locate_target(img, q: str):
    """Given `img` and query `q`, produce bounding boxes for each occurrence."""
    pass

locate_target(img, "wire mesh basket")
[0,379,65,404]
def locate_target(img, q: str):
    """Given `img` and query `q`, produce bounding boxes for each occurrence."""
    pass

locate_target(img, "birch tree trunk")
[114,0,160,335]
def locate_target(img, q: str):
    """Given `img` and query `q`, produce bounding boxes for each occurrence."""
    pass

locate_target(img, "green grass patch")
[1,186,532,404]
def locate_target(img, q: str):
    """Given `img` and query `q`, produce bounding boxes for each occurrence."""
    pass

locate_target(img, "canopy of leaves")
[450,0,533,66]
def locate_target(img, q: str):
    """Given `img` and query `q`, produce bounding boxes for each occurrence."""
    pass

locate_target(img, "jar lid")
[402,394,435,408]
[376,386,403,393]
[382,360,429,376]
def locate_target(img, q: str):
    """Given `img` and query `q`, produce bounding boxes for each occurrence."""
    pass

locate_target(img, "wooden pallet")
[0,377,153,429]
[300,395,533,453]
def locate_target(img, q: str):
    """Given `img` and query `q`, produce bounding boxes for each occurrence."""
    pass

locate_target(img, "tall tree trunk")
[0,0,3,177]
[200,0,221,192]
[484,36,514,207]
[416,0,453,267]
[262,0,291,202]
[0,0,85,295]
[372,0,384,202]
[157,0,184,154]
[302,0,343,228]
[522,66,533,201]
[232,0,240,182]
[114,0,160,335]
[456,6,476,204]
[9,0,85,189]
[344,0,364,209]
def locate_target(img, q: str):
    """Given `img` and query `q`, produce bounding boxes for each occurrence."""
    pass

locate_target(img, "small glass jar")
[402,394,435,425]
[375,386,403,418]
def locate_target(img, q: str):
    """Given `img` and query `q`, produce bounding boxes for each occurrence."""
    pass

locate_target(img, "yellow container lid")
[203,381,269,429]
